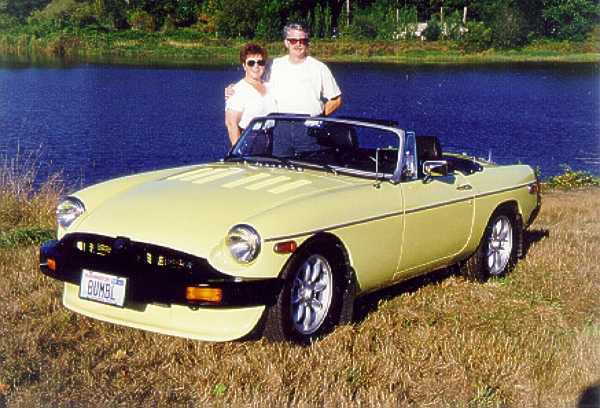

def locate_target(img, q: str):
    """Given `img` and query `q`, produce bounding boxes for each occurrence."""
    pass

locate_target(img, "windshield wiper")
[290,159,338,176]
[240,154,296,168]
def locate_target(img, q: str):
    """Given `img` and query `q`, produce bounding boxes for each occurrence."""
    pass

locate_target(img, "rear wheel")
[461,209,520,282]
[264,246,345,343]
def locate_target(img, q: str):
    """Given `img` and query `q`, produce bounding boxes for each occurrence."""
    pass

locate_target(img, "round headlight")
[56,197,85,229]
[226,224,261,263]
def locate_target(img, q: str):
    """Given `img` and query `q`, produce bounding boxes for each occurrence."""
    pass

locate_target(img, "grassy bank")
[1,159,599,406]
[1,27,599,65]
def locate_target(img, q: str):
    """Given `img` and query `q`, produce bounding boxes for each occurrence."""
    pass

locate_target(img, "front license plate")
[80,269,127,307]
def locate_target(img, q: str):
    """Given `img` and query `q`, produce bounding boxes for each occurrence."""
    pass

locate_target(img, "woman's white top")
[225,79,277,129]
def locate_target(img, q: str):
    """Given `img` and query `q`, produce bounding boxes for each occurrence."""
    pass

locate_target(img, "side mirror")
[423,160,449,180]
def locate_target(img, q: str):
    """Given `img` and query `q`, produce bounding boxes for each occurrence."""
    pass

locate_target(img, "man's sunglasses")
[245,59,266,67]
[287,38,309,45]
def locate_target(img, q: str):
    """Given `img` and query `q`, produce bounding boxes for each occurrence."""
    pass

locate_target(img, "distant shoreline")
[1,31,599,66]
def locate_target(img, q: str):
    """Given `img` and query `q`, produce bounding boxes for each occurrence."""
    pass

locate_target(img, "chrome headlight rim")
[226,224,261,264]
[56,196,85,229]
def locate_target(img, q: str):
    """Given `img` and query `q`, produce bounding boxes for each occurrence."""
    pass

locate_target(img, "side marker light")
[274,241,298,254]
[47,258,57,272]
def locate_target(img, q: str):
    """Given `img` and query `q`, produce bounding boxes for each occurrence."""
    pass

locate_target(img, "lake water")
[1,59,598,187]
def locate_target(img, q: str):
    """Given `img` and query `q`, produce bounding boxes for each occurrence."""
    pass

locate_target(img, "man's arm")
[225,110,243,146]
[323,95,342,116]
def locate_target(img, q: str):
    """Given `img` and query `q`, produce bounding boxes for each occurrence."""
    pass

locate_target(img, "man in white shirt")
[267,22,342,116]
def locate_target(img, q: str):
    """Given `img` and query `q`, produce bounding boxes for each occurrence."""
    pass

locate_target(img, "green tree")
[0,0,52,20]
[341,0,396,39]
[255,0,290,40]
[94,0,128,28]
[542,0,599,40]
[489,2,528,48]
[173,0,198,26]
[214,0,262,38]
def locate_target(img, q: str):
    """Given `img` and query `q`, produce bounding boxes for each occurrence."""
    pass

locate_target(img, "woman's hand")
[225,84,235,100]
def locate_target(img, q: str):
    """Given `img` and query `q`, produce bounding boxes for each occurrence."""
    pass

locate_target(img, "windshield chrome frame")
[227,114,406,184]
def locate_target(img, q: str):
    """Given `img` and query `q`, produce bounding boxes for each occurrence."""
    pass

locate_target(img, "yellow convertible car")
[40,115,541,343]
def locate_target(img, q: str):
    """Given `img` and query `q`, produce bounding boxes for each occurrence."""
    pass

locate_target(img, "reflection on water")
[1,57,598,187]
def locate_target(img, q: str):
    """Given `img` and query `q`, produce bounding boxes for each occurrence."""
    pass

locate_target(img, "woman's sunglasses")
[287,38,309,46]
[245,59,266,67]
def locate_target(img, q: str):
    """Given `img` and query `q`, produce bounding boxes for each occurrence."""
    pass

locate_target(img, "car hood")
[70,163,364,257]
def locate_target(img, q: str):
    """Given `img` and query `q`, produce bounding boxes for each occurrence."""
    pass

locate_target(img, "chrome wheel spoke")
[494,220,503,237]
[310,298,323,309]
[498,219,509,241]
[303,305,314,332]
[314,281,327,293]
[310,259,322,283]
[494,251,502,271]
[487,250,495,270]
[294,303,305,324]
[302,263,312,282]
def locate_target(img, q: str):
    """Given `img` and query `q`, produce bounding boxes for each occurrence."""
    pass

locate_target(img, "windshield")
[227,116,403,178]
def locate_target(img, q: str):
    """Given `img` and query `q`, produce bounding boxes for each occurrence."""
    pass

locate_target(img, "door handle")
[457,184,472,191]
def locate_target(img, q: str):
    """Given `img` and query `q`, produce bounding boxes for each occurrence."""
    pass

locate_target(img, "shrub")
[545,166,600,190]
[339,0,396,40]
[127,9,155,32]
[461,21,492,51]
[160,16,176,33]
[0,12,19,30]
[69,2,99,28]
[396,6,418,39]
[27,0,79,30]
[423,17,441,41]
[442,10,465,41]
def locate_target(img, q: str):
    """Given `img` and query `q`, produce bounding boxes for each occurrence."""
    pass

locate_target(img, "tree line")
[0,0,598,48]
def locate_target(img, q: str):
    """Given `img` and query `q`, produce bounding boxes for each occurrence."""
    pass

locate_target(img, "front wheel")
[264,247,345,343]
[461,209,521,282]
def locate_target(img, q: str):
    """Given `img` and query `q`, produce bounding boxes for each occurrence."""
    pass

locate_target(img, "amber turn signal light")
[274,240,297,254]
[185,287,223,303]
[528,182,539,195]
[47,258,57,272]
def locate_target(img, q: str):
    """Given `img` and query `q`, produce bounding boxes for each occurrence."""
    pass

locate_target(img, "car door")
[394,171,474,279]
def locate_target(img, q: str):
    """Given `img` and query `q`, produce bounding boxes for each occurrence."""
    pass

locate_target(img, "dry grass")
[1,179,599,406]
[0,150,63,233]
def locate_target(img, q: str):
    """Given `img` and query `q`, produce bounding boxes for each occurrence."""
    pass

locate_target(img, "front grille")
[61,233,226,280]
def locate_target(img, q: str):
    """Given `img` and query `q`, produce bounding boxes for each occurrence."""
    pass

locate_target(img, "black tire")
[461,208,522,282]
[263,244,346,343]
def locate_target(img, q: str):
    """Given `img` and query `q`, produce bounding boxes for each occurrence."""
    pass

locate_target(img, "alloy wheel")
[486,215,513,275]
[290,254,333,335]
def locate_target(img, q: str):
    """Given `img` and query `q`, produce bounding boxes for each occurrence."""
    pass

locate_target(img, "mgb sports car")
[40,115,541,343]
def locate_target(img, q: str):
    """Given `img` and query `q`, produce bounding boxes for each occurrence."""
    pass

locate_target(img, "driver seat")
[317,123,357,152]
[416,136,443,177]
